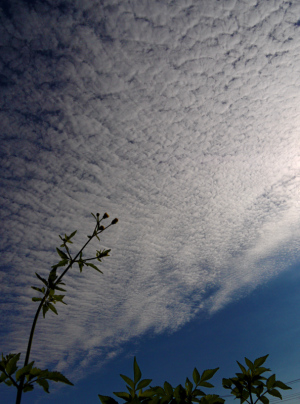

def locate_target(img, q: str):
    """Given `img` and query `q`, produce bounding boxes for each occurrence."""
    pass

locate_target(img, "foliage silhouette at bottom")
[99,355,291,404]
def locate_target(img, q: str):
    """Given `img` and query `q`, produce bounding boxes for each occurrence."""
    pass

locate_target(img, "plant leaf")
[268,389,282,399]
[185,377,193,395]
[114,391,130,400]
[36,378,50,393]
[56,248,68,260]
[193,368,200,384]
[255,367,270,375]
[200,381,214,388]
[237,361,247,374]
[164,381,173,397]
[48,303,58,315]
[136,378,152,390]
[133,357,142,384]
[98,395,119,404]
[193,388,206,397]
[31,287,44,293]
[244,358,254,371]
[51,259,69,270]
[254,355,269,368]
[32,297,42,302]
[16,362,34,382]
[201,368,219,383]
[266,374,276,390]
[35,273,48,286]
[273,380,292,390]
[54,285,66,292]
[259,396,269,404]
[85,263,103,273]
[222,378,232,389]
[6,353,21,375]
[42,305,49,318]
[120,374,135,389]
[23,384,34,392]
[45,370,73,385]
[67,230,77,242]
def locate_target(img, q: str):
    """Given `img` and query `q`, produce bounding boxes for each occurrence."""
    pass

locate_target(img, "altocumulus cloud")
[1,0,300,382]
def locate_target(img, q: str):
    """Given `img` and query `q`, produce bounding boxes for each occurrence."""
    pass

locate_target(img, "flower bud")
[96,213,100,217]
[99,225,105,231]
[103,212,109,219]
[111,218,118,225]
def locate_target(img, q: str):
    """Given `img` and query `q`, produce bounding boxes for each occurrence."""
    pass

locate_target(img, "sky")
[0,0,300,403]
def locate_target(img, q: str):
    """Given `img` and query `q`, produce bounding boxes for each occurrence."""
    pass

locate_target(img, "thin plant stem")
[15,217,112,404]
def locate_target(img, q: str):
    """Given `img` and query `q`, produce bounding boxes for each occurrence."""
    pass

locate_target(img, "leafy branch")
[0,212,118,404]
[222,355,291,404]
[99,357,224,404]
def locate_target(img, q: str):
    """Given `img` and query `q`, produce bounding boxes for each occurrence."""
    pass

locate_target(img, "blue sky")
[1,0,300,403]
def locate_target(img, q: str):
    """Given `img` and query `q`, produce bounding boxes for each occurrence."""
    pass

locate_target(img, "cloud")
[1,0,300,382]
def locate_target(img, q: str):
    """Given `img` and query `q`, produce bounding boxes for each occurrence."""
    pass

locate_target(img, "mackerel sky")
[1,0,300,403]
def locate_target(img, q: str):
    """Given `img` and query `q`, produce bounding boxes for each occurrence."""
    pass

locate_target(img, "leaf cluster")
[31,213,115,318]
[222,355,291,404]
[0,353,73,394]
[99,358,224,404]
[32,268,67,318]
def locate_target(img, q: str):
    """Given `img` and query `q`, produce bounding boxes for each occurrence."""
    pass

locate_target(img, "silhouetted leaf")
[259,396,269,404]
[23,384,34,392]
[133,357,142,384]
[137,378,152,390]
[254,355,269,368]
[0,372,8,383]
[164,381,173,397]
[114,391,130,400]
[6,353,20,375]
[51,259,69,270]
[85,262,103,273]
[193,368,200,384]
[139,389,156,398]
[126,385,134,397]
[268,389,282,399]
[237,361,247,374]
[222,378,232,389]
[98,395,119,404]
[36,378,50,393]
[42,305,49,318]
[266,375,276,390]
[193,388,206,397]
[35,273,48,286]
[273,380,292,390]
[67,230,77,241]
[32,297,42,302]
[31,286,44,293]
[120,374,135,389]
[244,358,254,371]
[185,377,193,395]
[56,248,68,260]
[201,368,219,383]
[54,285,66,292]
[45,371,73,385]
[173,384,186,402]
[48,303,58,315]
[255,383,264,396]
[255,367,270,375]
[16,362,34,382]
[200,381,214,388]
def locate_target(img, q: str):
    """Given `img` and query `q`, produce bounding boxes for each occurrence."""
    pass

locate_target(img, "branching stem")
[15,217,112,404]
